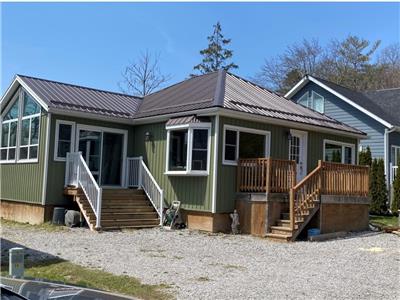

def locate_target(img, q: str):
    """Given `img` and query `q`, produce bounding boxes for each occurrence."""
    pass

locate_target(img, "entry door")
[78,129,102,182]
[289,130,308,182]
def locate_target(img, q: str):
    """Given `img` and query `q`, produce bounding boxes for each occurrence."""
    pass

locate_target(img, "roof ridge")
[17,74,142,100]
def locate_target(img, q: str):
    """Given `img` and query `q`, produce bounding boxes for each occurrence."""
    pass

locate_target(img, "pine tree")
[370,159,388,214]
[193,22,238,75]
[359,146,372,166]
[391,158,400,214]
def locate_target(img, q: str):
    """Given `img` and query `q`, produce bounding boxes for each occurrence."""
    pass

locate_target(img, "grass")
[1,218,66,232]
[1,258,170,300]
[370,215,399,228]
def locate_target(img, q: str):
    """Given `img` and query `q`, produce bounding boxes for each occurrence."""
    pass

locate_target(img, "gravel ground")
[1,225,399,300]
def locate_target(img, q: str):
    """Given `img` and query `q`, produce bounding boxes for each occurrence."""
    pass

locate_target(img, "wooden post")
[237,159,241,192]
[266,158,272,194]
[290,189,295,231]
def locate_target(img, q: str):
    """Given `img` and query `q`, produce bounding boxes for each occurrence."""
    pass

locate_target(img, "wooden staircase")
[75,188,160,230]
[265,161,323,242]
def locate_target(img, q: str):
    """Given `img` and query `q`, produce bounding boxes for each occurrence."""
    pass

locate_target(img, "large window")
[166,123,211,175]
[54,120,76,161]
[297,91,324,113]
[324,140,355,164]
[223,125,270,165]
[0,89,41,163]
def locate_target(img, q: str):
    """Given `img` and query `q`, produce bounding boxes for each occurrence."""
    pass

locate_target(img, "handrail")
[237,158,296,193]
[65,152,102,229]
[127,156,164,225]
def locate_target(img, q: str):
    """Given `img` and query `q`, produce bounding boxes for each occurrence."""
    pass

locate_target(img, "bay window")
[323,140,355,164]
[166,123,211,175]
[0,89,41,163]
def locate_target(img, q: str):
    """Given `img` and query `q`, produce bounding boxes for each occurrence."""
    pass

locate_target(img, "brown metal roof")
[18,75,142,119]
[166,115,211,126]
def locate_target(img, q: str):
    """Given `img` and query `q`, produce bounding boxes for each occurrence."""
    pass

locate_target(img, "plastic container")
[52,207,65,225]
[307,228,320,237]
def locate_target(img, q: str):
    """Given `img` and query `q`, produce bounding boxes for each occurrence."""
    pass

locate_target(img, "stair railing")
[65,152,102,229]
[127,156,164,225]
[289,161,322,231]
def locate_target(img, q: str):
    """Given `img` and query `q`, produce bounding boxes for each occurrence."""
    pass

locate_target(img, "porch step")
[102,195,148,201]
[265,233,292,242]
[276,220,301,229]
[100,224,159,230]
[102,189,145,195]
[101,219,160,227]
[270,226,294,235]
[85,212,159,220]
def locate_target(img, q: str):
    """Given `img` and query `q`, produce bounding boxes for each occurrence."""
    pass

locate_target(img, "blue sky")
[1,2,399,94]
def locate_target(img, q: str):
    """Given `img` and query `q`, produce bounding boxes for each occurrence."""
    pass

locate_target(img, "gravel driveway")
[1,225,399,300]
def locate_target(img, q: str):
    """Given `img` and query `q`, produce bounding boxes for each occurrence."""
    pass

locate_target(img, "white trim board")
[323,139,356,164]
[54,119,76,162]
[285,75,393,129]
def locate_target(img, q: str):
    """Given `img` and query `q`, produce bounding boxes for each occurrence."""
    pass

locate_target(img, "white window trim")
[222,124,271,166]
[297,91,325,113]
[54,120,76,162]
[323,139,355,164]
[18,112,41,163]
[165,122,211,176]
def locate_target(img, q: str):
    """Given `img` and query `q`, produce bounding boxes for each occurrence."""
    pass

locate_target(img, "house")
[0,71,370,241]
[285,75,400,202]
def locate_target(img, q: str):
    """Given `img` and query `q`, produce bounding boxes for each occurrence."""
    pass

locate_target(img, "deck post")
[138,156,143,189]
[159,189,164,226]
[266,158,272,194]
[96,187,102,229]
[65,152,70,187]
[289,189,295,231]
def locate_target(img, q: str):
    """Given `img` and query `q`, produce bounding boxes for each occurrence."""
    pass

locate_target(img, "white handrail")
[127,156,164,225]
[65,152,102,229]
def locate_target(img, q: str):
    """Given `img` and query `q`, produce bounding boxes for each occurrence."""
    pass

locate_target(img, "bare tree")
[376,43,400,89]
[120,51,171,97]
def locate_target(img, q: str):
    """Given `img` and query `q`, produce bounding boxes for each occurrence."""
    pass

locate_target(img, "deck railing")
[237,158,297,193]
[390,164,398,184]
[65,152,102,229]
[289,160,369,230]
[127,157,164,225]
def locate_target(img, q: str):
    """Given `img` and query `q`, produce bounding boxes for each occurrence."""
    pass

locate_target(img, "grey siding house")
[285,75,400,191]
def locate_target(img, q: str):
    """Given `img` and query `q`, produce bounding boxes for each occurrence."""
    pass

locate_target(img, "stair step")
[102,189,144,195]
[270,226,294,235]
[281,213,290,220]
[102,196,148,201]
[101,207,155,213]
[265,233,292,242]
[101,219,159,226]
[101,213,158,220]
[101,224,159,230]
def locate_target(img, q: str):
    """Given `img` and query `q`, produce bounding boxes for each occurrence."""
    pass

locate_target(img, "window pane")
[29,146,38,159]
[225,130,237,145]
[9,148,16,160]
[19,147,28,160]
[325,143,342,163]
[225,145,236,161]
[20,119,30,145]
[1,123,9,147]
[1,149,7,160]
[193,129,208,149]
[23,93,40,116]
[59,124,72,141]
[30,117,40,144]
[344,147,353,164]
[192,150,207,171]
[58,141,71,158]
[4,99,19,120]
[298,92,309,107]
[9,121,17,147]
[312,92,324,113]
[169,130,187,171]
[290,136,300,164]
[239,132,265,159]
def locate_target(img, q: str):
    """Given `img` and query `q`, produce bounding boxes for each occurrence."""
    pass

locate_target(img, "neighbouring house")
[285,76,400,203]
[0,71,370,241]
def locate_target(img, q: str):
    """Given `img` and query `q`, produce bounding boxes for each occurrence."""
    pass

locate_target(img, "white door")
[289,130,308,182]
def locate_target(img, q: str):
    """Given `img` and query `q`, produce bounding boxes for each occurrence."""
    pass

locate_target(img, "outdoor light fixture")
[145,131,152,142]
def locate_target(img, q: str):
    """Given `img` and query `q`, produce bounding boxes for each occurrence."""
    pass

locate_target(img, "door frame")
[289,129,308,181]
[75,124,128,188]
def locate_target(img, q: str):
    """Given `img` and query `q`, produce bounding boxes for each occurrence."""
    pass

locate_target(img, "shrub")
[359,146,372,166]
[369,158,388,214]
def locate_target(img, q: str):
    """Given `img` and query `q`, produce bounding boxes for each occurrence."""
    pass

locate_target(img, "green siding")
[133,119,215,212]
[0,112,48,204]
[216,117,359,213]
[45,114,135,205]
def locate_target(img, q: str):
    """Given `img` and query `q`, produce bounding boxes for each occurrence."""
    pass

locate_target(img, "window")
[1,95,19,162]
[19,93,41,161]
[166,123,211,175]
[54,120,75,161]
[392,146,400,166]
[1,89,41,163]
[323,140,355,164]
[223,125,270,165]
[297,91,325,113]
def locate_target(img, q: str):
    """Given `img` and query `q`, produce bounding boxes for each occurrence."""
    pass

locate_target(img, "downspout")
[41,113,51,205]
